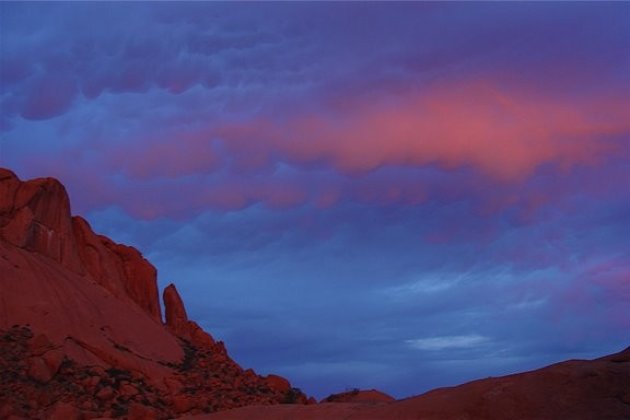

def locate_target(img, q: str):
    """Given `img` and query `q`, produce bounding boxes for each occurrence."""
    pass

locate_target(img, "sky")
[1,2,629,399]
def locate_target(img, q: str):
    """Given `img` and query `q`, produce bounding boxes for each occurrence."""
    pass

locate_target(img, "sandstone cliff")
[0,168,307,419]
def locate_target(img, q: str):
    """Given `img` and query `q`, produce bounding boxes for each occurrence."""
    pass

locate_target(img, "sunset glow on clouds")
[1,2,629,398]
[217,84,629,179]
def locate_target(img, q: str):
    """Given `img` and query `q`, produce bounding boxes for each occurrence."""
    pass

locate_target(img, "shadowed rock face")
[0,168,307,419]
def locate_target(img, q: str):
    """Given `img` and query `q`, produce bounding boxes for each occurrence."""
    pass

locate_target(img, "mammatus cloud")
[16,81,626,221]
[217,83,630,181]
[21,75,78,120]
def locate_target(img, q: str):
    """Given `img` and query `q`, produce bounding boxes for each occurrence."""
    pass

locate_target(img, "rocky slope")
[196,346,630,419]
[0,168,308,419]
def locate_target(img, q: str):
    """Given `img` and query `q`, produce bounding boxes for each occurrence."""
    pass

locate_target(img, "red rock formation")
[322,388,395,404]
[0,168,160,322]
[0,168,82,272]
[0,170,181,379]
[0,168,309,419]
[265,374,291,394]
[72,216,161,323]
[164,283,217,348]
[164,283,189,336]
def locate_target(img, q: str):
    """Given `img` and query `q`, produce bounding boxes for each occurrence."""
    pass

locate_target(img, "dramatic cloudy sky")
[1,3,629,398]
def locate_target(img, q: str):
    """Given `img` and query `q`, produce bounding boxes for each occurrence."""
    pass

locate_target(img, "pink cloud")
[256,183,308,210]
[106,130,220,180]
[18,80,629,221]
[315,189,341,209]
[217,82,630,180]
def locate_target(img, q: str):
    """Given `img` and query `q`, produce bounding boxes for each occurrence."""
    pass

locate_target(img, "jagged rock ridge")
[0,168,309,419]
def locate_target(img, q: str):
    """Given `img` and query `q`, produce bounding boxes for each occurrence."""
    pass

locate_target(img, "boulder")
[27,357,54,383]
[95,386,114,401]
[266,374,291,393]
[42,349,65,377]
[48,402,82,420]
[127,402,158,420]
